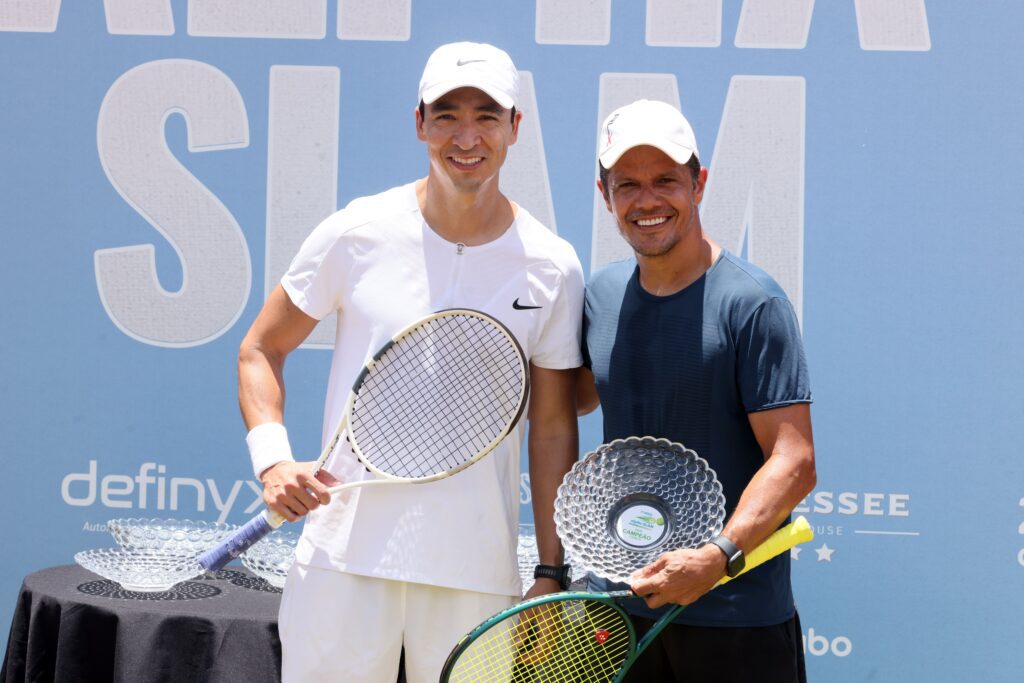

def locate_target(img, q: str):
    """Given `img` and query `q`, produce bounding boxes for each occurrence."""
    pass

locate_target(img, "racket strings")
[350,313,526,478]
[447,599,632,683]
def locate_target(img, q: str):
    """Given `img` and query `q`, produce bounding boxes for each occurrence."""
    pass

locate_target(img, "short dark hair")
[598,153,701,200]
[419,100,517,123]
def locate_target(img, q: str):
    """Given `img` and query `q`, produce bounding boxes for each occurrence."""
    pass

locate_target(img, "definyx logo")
[61,460,262,524]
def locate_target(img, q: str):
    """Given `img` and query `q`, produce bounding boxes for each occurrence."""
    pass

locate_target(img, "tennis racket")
[439,516,813,683]
[199,308,529,572]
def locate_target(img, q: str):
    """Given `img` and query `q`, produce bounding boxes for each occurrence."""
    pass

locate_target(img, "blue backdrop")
[2,2,1021,680]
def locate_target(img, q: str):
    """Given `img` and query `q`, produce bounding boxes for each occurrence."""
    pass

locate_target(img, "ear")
[596,179,612,212]
[693,166,708,205]
[508,109,523,144]
[415,105,426,142]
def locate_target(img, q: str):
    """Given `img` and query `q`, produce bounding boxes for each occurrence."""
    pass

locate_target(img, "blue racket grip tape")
[198,510,283,571]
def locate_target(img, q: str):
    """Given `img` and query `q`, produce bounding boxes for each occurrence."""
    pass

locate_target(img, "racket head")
[345,309,529,481]
[440,592,637,683]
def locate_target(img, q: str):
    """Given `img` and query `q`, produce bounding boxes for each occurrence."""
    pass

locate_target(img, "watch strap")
[708,535,746,577]
[533,563,572,590]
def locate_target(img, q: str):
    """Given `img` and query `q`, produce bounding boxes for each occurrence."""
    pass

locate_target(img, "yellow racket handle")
[717,515,814,586]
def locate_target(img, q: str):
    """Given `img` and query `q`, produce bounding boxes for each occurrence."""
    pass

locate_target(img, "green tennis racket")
[439,516,813,683]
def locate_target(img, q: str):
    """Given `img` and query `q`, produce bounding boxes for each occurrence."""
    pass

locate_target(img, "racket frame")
[324,307,530,492]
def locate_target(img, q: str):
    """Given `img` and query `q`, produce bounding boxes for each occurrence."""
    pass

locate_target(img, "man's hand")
[260,461,340,522]
[523,576,562,601]
[629,545,726,609]
[514,577,565,665]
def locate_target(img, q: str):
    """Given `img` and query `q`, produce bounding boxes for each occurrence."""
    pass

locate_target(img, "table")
[1,565,283,683]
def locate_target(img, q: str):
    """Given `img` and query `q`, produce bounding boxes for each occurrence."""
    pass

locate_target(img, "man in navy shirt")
[578,99,817,681]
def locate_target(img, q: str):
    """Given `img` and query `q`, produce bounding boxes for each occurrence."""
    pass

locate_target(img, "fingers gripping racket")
[439,516,814,683]
[199,309,529,572]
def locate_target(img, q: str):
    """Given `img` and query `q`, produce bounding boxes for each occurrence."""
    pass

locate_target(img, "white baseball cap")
[598,99,700,168]
[418,42,520,110]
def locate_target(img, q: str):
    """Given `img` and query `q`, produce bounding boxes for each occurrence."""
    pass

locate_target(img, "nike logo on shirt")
[512,298,541,310]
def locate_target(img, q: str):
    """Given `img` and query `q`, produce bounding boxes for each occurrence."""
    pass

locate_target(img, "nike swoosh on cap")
[457,58,487,66]
[512,298,541,310]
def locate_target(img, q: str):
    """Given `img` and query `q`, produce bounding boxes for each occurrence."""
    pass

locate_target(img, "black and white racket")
[199,309,529,571]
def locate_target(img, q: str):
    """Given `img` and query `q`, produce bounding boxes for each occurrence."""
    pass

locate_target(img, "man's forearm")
[722,404,816,552]
[238,344,287,430]
[528,431,577,566]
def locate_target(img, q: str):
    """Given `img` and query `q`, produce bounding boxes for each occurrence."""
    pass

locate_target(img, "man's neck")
[416,176,515,246]
[637,235,721,297]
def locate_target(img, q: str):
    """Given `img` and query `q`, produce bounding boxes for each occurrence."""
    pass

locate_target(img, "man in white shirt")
[237,42,584,682]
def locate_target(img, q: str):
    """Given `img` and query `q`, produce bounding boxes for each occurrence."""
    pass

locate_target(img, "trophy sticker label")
[613,503,668,548]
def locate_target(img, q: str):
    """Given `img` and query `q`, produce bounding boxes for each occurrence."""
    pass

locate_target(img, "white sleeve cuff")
[246,422,295,479]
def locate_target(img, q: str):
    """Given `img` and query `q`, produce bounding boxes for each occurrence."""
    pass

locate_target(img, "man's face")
[416,87,520,194]
[599,145,706,259]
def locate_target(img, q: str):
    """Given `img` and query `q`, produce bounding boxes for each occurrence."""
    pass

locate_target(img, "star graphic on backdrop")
[791,546,803,560]
[815,543,835,562]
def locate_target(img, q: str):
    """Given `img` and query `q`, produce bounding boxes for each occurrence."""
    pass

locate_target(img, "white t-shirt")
[281,181,584,596]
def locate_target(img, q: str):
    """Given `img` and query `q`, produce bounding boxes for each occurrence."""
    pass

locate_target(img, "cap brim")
[599,138,696,168]
[420,81,515,110]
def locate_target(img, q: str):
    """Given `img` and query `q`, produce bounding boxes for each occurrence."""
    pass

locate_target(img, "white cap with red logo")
[598,99,700,168]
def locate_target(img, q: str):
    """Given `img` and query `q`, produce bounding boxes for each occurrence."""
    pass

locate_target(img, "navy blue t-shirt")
[582,250,811,627]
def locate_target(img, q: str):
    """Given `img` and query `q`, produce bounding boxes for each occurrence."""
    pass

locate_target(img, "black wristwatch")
[533,563,572,590]
[708,535,746,578]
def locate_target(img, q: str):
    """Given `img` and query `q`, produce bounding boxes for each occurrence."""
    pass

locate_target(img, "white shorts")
[278,563,516,682]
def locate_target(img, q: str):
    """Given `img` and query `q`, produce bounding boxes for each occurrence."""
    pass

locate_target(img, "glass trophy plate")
[108,518,237,557]
[74,548,203,592]
[554,436,726,582]
[239,529,299,589]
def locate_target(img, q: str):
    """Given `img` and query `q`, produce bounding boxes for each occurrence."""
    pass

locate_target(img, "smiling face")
[416,87,520,195]
[598,145,706,259]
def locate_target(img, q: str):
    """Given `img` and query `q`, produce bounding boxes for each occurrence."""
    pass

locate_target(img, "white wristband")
[246,422,295,479]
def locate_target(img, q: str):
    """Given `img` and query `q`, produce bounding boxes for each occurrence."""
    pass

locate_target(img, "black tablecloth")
[1,565,283,683]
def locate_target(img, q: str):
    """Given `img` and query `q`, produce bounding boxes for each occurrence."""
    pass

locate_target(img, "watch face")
[725,548,744,576]
[711,537,744,576]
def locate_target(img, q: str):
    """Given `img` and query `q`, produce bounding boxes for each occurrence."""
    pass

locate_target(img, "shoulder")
[317,182,419,239]
[711,251,791,306]
[587,258,635,296]
[710,253,803,341]
[512,207,583,279]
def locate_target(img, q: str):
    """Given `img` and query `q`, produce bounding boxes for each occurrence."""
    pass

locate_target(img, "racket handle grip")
[197,509,285,572]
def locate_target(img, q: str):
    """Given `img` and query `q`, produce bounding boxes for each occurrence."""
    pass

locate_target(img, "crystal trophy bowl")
[554,436,726,582]
[108,518,237,557]
[74,548,203,592]
[240,529,299,588]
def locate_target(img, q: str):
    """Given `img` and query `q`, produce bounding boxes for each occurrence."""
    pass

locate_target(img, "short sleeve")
[529,253,585,370]
[280,214,348,321]
[736,297,812,412]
